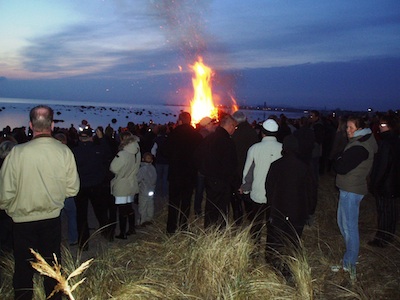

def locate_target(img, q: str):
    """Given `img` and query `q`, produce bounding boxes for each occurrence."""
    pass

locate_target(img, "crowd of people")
[0,104,399,297]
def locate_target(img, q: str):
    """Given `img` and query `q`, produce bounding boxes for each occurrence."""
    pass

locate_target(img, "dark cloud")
[1,57,399,112]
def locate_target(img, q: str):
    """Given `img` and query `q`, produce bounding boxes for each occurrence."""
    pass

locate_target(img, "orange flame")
[230,94,239,113]
[189,57,218,125]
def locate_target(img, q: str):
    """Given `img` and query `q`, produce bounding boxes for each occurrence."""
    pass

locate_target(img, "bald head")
[29,105,54,135]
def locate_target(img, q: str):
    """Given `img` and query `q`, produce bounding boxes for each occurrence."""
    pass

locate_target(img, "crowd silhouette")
[1,105,400,290]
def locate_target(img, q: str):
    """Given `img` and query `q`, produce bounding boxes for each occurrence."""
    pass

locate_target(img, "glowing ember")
[189,57,218,124]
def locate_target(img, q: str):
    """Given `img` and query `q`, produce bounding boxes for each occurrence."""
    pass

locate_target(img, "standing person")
[368,114,400,247]
[151,125,169,211]
[293,116,317,224]
[194,116,217,217]
[0,140,17,254]
[329,116,348,162]
[231,110,259,225]
[73,126,113,250]
[240,119,282,245]
[110,132,141,239]
[265,134,312,275]
[0,139,17,287]
[308,110,325,221]
[166,112,202,234]
[54,132,78,246]
[197,115,238,229]
[0,105,79,300]
[137,152,157,226]
[333,116,377,280]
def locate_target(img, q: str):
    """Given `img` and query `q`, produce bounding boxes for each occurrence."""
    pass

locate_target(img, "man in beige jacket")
[0,105,80,300]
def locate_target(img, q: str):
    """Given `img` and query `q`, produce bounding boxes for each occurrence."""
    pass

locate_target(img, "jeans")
[62,197,78,244]
[337,190,364,268]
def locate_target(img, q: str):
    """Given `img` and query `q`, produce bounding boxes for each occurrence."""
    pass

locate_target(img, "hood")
[123,141,140,155]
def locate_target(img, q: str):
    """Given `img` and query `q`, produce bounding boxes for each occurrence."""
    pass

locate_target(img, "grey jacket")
[335,129,378,195]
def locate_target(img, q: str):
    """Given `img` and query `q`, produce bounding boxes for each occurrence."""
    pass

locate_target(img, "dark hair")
[347,115,366,130]
[178,112,191,125]
[29,105,54,132]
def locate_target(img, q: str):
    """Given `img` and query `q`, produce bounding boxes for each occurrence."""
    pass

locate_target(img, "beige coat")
[110,140,141,197]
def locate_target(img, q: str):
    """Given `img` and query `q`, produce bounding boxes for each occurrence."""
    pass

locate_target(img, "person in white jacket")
[110,132,141,239]
[240,119,282,245]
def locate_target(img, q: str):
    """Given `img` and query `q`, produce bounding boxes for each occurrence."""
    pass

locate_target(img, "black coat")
[166,124,202,182]
[231,121,259,188]
[196,126,237,187]
[266,153,312,226]
[72,138,112,187]
[369,130,400,198]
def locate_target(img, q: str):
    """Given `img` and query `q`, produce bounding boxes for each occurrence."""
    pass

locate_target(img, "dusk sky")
[0,0,399,112]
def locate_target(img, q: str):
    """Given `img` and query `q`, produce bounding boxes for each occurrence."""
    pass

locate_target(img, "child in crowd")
[137,152,157,226]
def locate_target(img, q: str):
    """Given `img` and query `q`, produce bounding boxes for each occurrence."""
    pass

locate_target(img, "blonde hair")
[119,132,139,150]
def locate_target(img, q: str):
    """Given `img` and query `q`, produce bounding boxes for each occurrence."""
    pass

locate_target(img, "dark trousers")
[248,201,270,245]
[194,173,206,216]
[265,219,304,279]
[309,158,319,216]
[204,177,231,229]
[75,184,109,248]
[166,177,195,234]
[375,195,399,243]
[13,217,62,300]
[116,203,135,236]
[231,192,245,225]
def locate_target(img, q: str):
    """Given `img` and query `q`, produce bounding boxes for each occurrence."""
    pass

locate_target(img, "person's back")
[166,121,202,181]
[73,127,113,248]
[2,137,78,222]
[231,111,259,187]
[266,138,311,228]
[242,119,282,204]
[0,105,79,299]
[73,130,112,187]
[166,112,202,234]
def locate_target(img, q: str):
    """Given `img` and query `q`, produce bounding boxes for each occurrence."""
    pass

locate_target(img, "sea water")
[0,97,307,130]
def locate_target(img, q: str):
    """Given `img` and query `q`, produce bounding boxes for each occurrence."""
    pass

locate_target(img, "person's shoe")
[330,265,342,272]
[368,239,387,248]
[115,234,127,240]
[348,265,357,282]
[126,228,136,235]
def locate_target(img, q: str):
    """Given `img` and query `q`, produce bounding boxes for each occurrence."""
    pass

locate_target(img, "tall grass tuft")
[29,248,93,300]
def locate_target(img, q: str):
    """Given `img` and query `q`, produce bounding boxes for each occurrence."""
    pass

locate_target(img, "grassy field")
[1,172,399,299]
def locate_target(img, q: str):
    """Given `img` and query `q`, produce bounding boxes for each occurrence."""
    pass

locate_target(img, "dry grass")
[1,173,400,299]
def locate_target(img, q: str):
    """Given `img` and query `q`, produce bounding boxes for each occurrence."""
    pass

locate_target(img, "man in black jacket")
[73,126,113,250]
[166,112,202,234]
[197,114,238,229]
[368,114,400,247]
[265,134,312,278]
[231,111,259,225]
